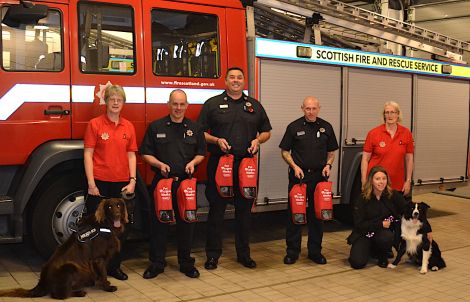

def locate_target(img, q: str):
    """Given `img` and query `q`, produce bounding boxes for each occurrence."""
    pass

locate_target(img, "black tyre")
[31,173,85,258]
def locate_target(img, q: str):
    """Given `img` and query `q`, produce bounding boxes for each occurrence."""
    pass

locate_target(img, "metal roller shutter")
[413,76,469,183]
[257,59,341,205]
[346,68,412,142]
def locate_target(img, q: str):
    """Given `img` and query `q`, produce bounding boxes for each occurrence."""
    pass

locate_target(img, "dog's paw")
[419,267,428,274]
[104,285,118,292]
[73,290,87,297]
[431,266,439,271]
[387,263,396,269]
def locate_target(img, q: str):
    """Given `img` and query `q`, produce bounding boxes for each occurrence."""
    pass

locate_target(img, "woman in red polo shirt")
[360,101,414,197]
[84,84,137,281]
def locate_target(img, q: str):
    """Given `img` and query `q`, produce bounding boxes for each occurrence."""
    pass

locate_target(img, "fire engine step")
[0,195,13,215]
[0,196,21,243]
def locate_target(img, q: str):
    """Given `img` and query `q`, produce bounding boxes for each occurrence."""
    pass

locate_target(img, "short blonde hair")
[383,101,402,123]
[104,85,126,103]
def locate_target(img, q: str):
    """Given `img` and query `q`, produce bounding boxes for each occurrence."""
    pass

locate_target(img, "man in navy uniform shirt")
[198,67,272,270]
[140,89,206,279]
[279,96,338,265]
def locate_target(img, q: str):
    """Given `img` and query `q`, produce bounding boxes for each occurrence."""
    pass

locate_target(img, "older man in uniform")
[279,96,338,265]
[140,89,206,279]
[198,67,272,270]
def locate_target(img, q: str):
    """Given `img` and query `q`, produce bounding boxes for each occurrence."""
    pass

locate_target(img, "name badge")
[219,104,229,109]
[296,131,305,136]
[156,133,166,138]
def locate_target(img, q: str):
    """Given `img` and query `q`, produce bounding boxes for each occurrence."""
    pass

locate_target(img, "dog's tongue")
[412,218,418,224]
[114,220,121,228]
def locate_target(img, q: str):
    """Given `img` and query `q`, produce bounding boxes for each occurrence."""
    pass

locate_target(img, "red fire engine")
[1,0,469,258]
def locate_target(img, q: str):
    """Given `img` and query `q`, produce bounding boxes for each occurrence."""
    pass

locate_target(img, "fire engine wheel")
[31,173,85,258]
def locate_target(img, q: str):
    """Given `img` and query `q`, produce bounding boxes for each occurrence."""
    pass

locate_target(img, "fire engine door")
[0,2,71,165]
[69,0,145,140]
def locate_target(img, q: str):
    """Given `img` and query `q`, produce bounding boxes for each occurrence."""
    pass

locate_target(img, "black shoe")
[237,256,257,269]
[308,254,327,265]
[378,258,389,268]
[283,255,297,265]
[180,267,200,278]
[108,268,128,280]
[204,257,218,270]
[143,264,164,279]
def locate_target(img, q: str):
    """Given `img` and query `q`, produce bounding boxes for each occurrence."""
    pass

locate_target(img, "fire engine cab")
[1,0,469,258]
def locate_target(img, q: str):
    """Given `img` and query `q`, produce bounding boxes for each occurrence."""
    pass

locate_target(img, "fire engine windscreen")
[151,9,219,78]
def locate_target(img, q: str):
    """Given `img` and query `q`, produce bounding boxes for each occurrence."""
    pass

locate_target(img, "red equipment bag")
[154,178,175,223]
[177,177,198,223]
[289,182,307,224]
[215,154,234,198]
[314,180,333,220]
[239,156,258,199]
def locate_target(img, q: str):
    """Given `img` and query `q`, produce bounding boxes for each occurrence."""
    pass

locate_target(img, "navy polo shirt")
[140,116,206,177]
[279,117,338,171]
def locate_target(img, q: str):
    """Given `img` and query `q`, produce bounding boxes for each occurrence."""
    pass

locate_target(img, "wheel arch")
[340,150,363,205]
[13,140,84,215]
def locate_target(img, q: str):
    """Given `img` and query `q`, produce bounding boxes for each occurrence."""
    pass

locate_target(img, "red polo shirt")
[364,124,414,191]
[84,114,138,182]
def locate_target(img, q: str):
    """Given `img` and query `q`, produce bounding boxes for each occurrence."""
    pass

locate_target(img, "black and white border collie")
[388,201,446,274]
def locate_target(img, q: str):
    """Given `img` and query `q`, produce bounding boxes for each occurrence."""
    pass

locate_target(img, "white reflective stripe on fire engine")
[123,87,145,104]
[0,84,69,120]
[71,85,144,104]
[72,85,95,103]
[146,87,225,104]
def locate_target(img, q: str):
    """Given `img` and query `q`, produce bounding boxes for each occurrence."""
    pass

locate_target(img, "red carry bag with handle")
[289,181,307,224]
[177,177,198,223]
[314,179,333,220]
[154,178,175,223]
[215,154,234,198]
[239,156,258,199]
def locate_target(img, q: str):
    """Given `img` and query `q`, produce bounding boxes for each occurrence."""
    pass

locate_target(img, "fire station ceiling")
[255,0,470,63]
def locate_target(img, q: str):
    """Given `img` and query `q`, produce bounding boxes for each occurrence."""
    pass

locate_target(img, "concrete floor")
[1,192,470,301]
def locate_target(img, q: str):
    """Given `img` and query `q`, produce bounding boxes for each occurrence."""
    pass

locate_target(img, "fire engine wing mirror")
[2,2,48,28]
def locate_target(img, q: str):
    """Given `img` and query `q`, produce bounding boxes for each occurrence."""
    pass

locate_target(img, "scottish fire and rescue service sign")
[256,38,470,80]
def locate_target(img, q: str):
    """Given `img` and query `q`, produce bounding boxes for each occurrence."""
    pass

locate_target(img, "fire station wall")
[345,68,412,143]
[413,76,469,183]
[257,59,341,204]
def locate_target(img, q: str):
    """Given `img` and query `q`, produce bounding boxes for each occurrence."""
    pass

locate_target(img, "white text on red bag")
[177,177,198,223]
[215,154,234,198]
[154,178,175,223]
[314,181,333,220]
[289,183,307,224]
[239,156,258,199]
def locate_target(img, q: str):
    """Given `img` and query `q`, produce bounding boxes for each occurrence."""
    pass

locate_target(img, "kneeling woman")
[347,165,406,269]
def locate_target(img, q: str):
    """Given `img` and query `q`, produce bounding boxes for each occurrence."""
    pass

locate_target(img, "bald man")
[140,89,206,279]
[279,96,338,265]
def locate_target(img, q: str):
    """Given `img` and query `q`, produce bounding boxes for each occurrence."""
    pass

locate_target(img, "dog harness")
[75,225,112,243]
